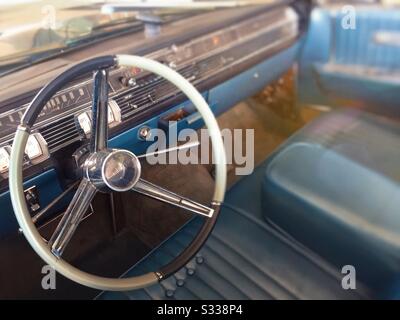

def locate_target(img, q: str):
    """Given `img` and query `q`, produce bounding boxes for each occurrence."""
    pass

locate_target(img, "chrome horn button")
[102,150,141,192]
[85,149,141,192]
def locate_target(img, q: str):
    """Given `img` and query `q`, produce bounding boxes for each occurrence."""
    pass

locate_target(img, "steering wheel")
[9,55,227,291]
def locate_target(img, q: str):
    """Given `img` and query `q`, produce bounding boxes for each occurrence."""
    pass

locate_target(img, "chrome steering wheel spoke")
[91,69,109,152]
[48,178,97,258]
[137,141,200,158]
[132,179,214,218]
[47,69,113,258]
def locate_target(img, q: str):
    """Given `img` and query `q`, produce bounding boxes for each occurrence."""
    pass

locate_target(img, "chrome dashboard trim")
[0,6,299,177]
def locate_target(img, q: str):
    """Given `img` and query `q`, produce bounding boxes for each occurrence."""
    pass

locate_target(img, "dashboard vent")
[178,63,200,81]
[115,75,168,121]
[115,64,199,121]
[40,115,81,152]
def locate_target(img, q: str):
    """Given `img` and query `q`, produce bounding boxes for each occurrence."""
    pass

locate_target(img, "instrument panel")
[0,85,92,138]
[0,6,300,181]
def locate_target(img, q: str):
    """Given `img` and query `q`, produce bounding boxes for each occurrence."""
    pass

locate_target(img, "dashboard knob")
[120,76,136,87]
[138,126,152,141]
[128,78,137,87]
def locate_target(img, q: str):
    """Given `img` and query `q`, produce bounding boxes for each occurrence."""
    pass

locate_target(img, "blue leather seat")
[99,137,369,299]
[262,109,400,298]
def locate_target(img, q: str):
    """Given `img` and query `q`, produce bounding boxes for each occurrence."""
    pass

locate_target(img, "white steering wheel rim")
[9,55,227,291]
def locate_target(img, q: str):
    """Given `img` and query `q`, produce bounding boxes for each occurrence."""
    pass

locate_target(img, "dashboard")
[0,4,306,191]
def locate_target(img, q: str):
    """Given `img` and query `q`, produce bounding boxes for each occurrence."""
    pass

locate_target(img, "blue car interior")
[261,109,400,299]
[100,108,400,300]
[100,5,400,300]
[1,1,399,299]
[299,7,400,116]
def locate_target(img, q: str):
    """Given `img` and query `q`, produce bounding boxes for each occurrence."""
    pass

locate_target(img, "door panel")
[299,4,400,116]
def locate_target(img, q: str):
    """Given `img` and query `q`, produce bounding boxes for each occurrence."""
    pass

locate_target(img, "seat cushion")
[262,109,400,298]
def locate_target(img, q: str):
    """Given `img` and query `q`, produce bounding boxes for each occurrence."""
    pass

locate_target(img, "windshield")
[0,0,280,77]
[0,1,151,76]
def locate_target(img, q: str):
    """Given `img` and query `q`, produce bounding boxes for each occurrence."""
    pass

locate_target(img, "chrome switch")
[24,186,41,215]
[77,112,92,136]
[26,135,43,160]
[25,133,49,164]
[76,99,121,136]
[0,146,11,174]
[108,99,122,127]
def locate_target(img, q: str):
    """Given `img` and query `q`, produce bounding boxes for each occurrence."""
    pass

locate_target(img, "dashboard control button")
[108,107,115,123]
[138,126,152,141]
[24,186,40,215]
[120,76,136,87]
[77,100,121,136]
[77,112,92,135]
[119,76,128,86]
[26,135,43,160]
[0,146,11,174]
[108,99,122,126]
[25,133,49,164]
[128,78,137,87]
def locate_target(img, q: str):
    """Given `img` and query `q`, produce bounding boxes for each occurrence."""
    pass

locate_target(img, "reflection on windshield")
[0,0,272,76]
[0,1,142,76]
